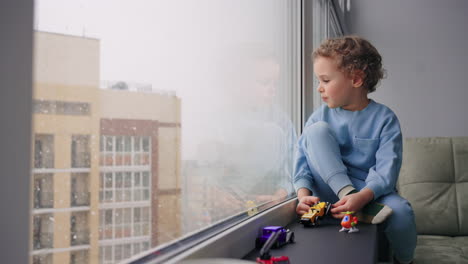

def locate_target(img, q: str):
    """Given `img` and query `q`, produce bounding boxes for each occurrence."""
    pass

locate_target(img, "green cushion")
[414,235,468,263]
[399,137,468,236]
[453,138,468,235]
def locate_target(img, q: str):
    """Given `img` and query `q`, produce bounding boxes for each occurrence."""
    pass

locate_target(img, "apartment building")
[32,31,181,264]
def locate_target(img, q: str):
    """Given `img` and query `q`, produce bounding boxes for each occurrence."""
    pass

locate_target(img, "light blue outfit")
[293,99,416,263]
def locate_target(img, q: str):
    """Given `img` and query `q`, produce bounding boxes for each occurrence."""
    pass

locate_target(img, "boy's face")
[313,56,362,110]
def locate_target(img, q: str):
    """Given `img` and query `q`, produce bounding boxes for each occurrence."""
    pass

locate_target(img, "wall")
[342,0,468,137]
[0,0,33,263]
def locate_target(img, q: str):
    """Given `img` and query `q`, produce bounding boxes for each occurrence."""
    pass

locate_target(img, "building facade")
[32,31,181,264]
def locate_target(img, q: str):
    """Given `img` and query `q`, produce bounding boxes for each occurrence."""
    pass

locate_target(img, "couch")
[397,137,468,263]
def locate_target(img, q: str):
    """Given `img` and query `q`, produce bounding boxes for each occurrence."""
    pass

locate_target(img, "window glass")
[33,174,53,209]
[33,0,299,262]
[34,134,54,168]
[33,214,54,250]
[71,173,90,206]
[71,135,91,168]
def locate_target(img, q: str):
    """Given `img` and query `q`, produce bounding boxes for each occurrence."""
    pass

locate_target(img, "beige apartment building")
[32,31,181,264]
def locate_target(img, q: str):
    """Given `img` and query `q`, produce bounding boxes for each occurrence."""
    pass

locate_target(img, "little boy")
[293,36,416,264]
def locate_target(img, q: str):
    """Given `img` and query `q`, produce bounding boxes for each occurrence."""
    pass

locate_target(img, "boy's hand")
[330,188,374,218]
[296,196,320,215]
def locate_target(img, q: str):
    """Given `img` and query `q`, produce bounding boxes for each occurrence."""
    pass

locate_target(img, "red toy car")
[256,255,290,264]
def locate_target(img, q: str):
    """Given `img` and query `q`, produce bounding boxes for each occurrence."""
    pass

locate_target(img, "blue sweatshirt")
[293,99,402,200]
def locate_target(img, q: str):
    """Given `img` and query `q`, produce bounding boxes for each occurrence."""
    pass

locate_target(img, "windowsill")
[127,198,298,264]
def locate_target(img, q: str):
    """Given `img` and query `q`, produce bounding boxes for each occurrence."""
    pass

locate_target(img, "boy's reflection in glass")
[204,46,297,220]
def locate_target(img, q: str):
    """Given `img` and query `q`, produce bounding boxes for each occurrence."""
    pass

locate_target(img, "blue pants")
[299,121,417,262]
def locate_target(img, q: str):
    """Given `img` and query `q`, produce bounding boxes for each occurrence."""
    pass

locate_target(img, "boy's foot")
[357,200,393,224]
[345,189,393,224]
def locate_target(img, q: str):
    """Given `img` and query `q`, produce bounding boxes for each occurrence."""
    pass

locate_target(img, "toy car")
[300,201,331,227]
[256,229,291,264]
[256,255,290,264]
[255,226,295,249]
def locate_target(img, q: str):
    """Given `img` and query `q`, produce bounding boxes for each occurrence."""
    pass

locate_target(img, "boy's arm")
[364,115,403,200]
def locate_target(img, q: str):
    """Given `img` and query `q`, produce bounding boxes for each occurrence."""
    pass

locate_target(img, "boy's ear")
[351,70,365,88]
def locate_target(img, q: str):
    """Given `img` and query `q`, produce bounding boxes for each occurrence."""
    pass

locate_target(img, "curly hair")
[312,35,385,93]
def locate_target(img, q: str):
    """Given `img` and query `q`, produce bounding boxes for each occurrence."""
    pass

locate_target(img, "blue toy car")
[255,226,295,249]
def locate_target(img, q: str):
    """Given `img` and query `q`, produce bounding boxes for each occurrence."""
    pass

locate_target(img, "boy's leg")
[299,121,353,196]
[377,193,417,264]
[301,121,392,223]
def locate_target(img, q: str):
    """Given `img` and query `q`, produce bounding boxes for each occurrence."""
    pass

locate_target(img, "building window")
[70,250,89,264]
[133,207,150,236]
[71,211,90,246]
[34,134,54,168]
[71,135,90,168]
[34,100,90,115]
[33,174,54,209]
[99,207,150,240]
[99,171,150,203]
[100,135,150,167]
[100,241,150,264]
[100,135,151,204]
[33,214,54,250]
[32,254,52,264]
[71,173,90,207]
[99,206,151,263]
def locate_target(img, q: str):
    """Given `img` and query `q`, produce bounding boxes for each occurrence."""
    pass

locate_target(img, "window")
[70,250,89,264]
[99,171,150,203]
[33,174,53,208]
[71,211,90,246]
[310,0,345,110]
[98,207,151,250]
[33,1,301,262]
[33,214,54,250]
[34,100,90,115]
[71,173,90,207]
[100,135,151,167]
[33,254,52,264]
[34,134,54,168]
[71,135,91,168]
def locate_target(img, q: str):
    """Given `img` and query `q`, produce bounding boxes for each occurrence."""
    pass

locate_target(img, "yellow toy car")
[300,201,331,227]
